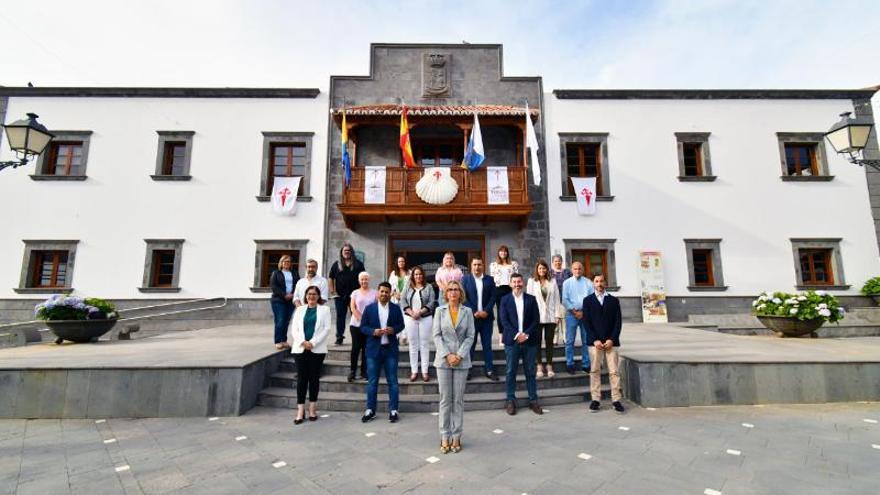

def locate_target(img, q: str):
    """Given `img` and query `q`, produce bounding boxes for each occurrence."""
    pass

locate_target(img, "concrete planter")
[756,315,824,338]
[45,319,118,343]
[871,295,880,306]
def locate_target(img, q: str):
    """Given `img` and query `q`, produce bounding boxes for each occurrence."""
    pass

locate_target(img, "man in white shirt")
[498,274,542,416]
[360,282,405,423]
[293,259,329,306]
[461,257,498,381]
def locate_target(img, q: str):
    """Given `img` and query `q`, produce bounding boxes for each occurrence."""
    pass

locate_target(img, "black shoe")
[347,372,355,383]
[335,338,343,346]
[505,400,517,416]
[294,417,304,425]
[581,367,590,374]
[389,411,399,423]
[361,410,375,423]
[466,371,472,381]
[308,415,318,422]
[612,401,625,414]
[589,401,600,413]
[485,371,499,382]
[360,374,368,381]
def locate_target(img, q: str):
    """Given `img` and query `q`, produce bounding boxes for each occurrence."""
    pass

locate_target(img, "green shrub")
[860,277,880,296]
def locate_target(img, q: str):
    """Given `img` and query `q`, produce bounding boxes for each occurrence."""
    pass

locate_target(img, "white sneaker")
[536,367,544,378]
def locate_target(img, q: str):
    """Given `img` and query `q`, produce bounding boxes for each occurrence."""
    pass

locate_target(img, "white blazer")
[526,278,561,324]
[290,304,331,354]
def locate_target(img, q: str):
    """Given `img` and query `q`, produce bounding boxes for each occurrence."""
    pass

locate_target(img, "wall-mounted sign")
[638,250,668,323]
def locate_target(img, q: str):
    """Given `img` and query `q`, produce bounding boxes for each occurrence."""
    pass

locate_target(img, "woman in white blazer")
[526,260,561,379]
[290,286,331,424]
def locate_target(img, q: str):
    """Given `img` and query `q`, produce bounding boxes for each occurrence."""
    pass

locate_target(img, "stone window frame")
[776,132,833,182]
[675,132,716,182]
[139,239,184,293]
[250,239,308,292]
[31,131,93,181]
[558,133,614,202]
[152,131,195,181]
[15,240,79,294]
[789,238,849,290]
[684,239,727,291]
[256,132,314,202]
[562,238,619,290]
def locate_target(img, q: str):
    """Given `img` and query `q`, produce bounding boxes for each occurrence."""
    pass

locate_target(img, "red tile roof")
[333,104,539,117]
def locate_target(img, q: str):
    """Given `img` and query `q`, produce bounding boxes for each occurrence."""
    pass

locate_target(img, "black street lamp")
[824,111,880,171]
[1,113,54,172]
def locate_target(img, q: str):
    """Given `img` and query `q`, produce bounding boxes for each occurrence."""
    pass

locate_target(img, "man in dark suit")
[581,274,624,414]
[461,257,498,381]
[360,282,406,423]
[499,273,542,415]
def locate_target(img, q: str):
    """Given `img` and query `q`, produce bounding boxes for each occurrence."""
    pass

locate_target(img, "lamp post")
[824,111,880,171]
[0,113,54,172]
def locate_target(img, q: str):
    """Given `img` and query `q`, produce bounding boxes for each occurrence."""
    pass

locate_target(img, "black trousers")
[294,351,325,404]
[349,325,367,376]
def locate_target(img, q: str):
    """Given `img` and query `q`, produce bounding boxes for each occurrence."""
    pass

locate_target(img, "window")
[153,131,194,180]
[675,132,714,181]
[564,239,619,289]
[684,239,726,291]
[798,249,833,285]
[140,240,184,292]
[30,251,69,288]
[784,143,817,176]
[417,140,462,167]
[572,249,607,279]
[558,133,611,200]
[251,240,307,291]
[16,240,78,293]
[258,132,314,200]
[776,133,831,180]
[268,144,306,195]
[565,143,602,196]
[790,238,848,290]
[32,131,92,180]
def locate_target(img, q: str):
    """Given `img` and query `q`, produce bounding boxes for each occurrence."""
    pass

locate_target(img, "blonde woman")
[489,245,518,346]
[270,255,299,350]
[290,286,331,424]
[432,280,475,454]
[435,251,463,302]
[401,266,438,382]
[348,272,377,383]
[526,260,561,378]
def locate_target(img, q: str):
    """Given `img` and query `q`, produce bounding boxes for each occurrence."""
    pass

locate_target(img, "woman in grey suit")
[432,280,475,454]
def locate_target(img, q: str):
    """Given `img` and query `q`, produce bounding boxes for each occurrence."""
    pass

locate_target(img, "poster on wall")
[638,250,668,323]
[487,166,509,205]
[364,166,386,204]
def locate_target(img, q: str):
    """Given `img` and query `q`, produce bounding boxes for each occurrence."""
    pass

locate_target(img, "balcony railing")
[338,166,532,227]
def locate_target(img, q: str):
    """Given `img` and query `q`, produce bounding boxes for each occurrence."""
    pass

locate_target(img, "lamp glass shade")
[825,125,852,154]
[848,123,873,151]
[3,114,54,156]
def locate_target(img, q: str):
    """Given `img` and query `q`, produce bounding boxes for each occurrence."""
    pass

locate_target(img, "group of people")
[268,244,624,452]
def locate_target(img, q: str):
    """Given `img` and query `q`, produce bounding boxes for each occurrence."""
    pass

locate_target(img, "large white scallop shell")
[415,167,459,205]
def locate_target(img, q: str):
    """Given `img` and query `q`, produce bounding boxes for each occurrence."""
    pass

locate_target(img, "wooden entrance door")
[388,234,485,284]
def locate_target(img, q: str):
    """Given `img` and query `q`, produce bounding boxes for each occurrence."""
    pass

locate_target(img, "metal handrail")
[0,297,228,333]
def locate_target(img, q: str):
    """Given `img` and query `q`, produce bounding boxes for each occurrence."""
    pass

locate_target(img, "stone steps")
[280,354,590,377]
[321,343,582,363]
[258,385,607,412]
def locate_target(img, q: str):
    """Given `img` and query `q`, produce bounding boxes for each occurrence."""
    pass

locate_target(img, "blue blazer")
[359,301,405,359]
[461,273,496,322]
[498,292,540,346]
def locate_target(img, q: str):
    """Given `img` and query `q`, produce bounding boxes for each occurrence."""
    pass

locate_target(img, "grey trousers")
[437,368,468,441]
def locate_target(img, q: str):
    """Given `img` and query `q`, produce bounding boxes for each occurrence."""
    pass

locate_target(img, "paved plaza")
[1,401,878,495]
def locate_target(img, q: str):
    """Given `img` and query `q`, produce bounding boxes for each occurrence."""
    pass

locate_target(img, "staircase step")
[257,385,610,413]
[278,355,592,376]
[322,344,586,363]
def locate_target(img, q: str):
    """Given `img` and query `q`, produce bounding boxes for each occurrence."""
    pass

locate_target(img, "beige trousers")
[588,346,621,402]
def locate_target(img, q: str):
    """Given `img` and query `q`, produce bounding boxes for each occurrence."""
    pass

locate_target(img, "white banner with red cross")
[271,177,302,215]
[570,177,597,215]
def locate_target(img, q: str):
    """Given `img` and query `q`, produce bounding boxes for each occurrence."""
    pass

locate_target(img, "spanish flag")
[399,105,416,168]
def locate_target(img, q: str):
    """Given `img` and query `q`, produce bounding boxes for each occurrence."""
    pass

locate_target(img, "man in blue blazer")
[498,273,543,416]
[461,257,499,381]
[360,282,405,423]
[581,274,624,414]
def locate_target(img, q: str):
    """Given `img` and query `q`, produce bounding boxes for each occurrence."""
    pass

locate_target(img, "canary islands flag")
[341,109,352,186]
[462,112,485,171]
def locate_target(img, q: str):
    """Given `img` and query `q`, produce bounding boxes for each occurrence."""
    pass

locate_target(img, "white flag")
[570,177,597,215]
[487,166,509,204]
[364,166,386,204]
[525,103,540,186]
[271,177,302,215]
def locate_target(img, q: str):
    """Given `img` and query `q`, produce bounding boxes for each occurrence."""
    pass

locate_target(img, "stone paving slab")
[1,402,878,494]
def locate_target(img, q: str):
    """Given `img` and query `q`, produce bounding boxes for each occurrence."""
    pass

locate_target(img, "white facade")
[0,95,328,299]
[545,95,880,296]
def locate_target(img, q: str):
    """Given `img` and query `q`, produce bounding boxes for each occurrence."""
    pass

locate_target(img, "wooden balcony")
[338,166,532,228]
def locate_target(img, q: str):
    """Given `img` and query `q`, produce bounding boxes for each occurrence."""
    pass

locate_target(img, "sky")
[0,0,877,91]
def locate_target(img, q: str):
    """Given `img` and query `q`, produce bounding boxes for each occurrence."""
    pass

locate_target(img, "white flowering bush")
[34,294,118,321]
[752,290,844,323]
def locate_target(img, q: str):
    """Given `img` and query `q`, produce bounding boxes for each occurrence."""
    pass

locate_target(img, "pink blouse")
[435,266,463,287]
[349,289,377,327]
